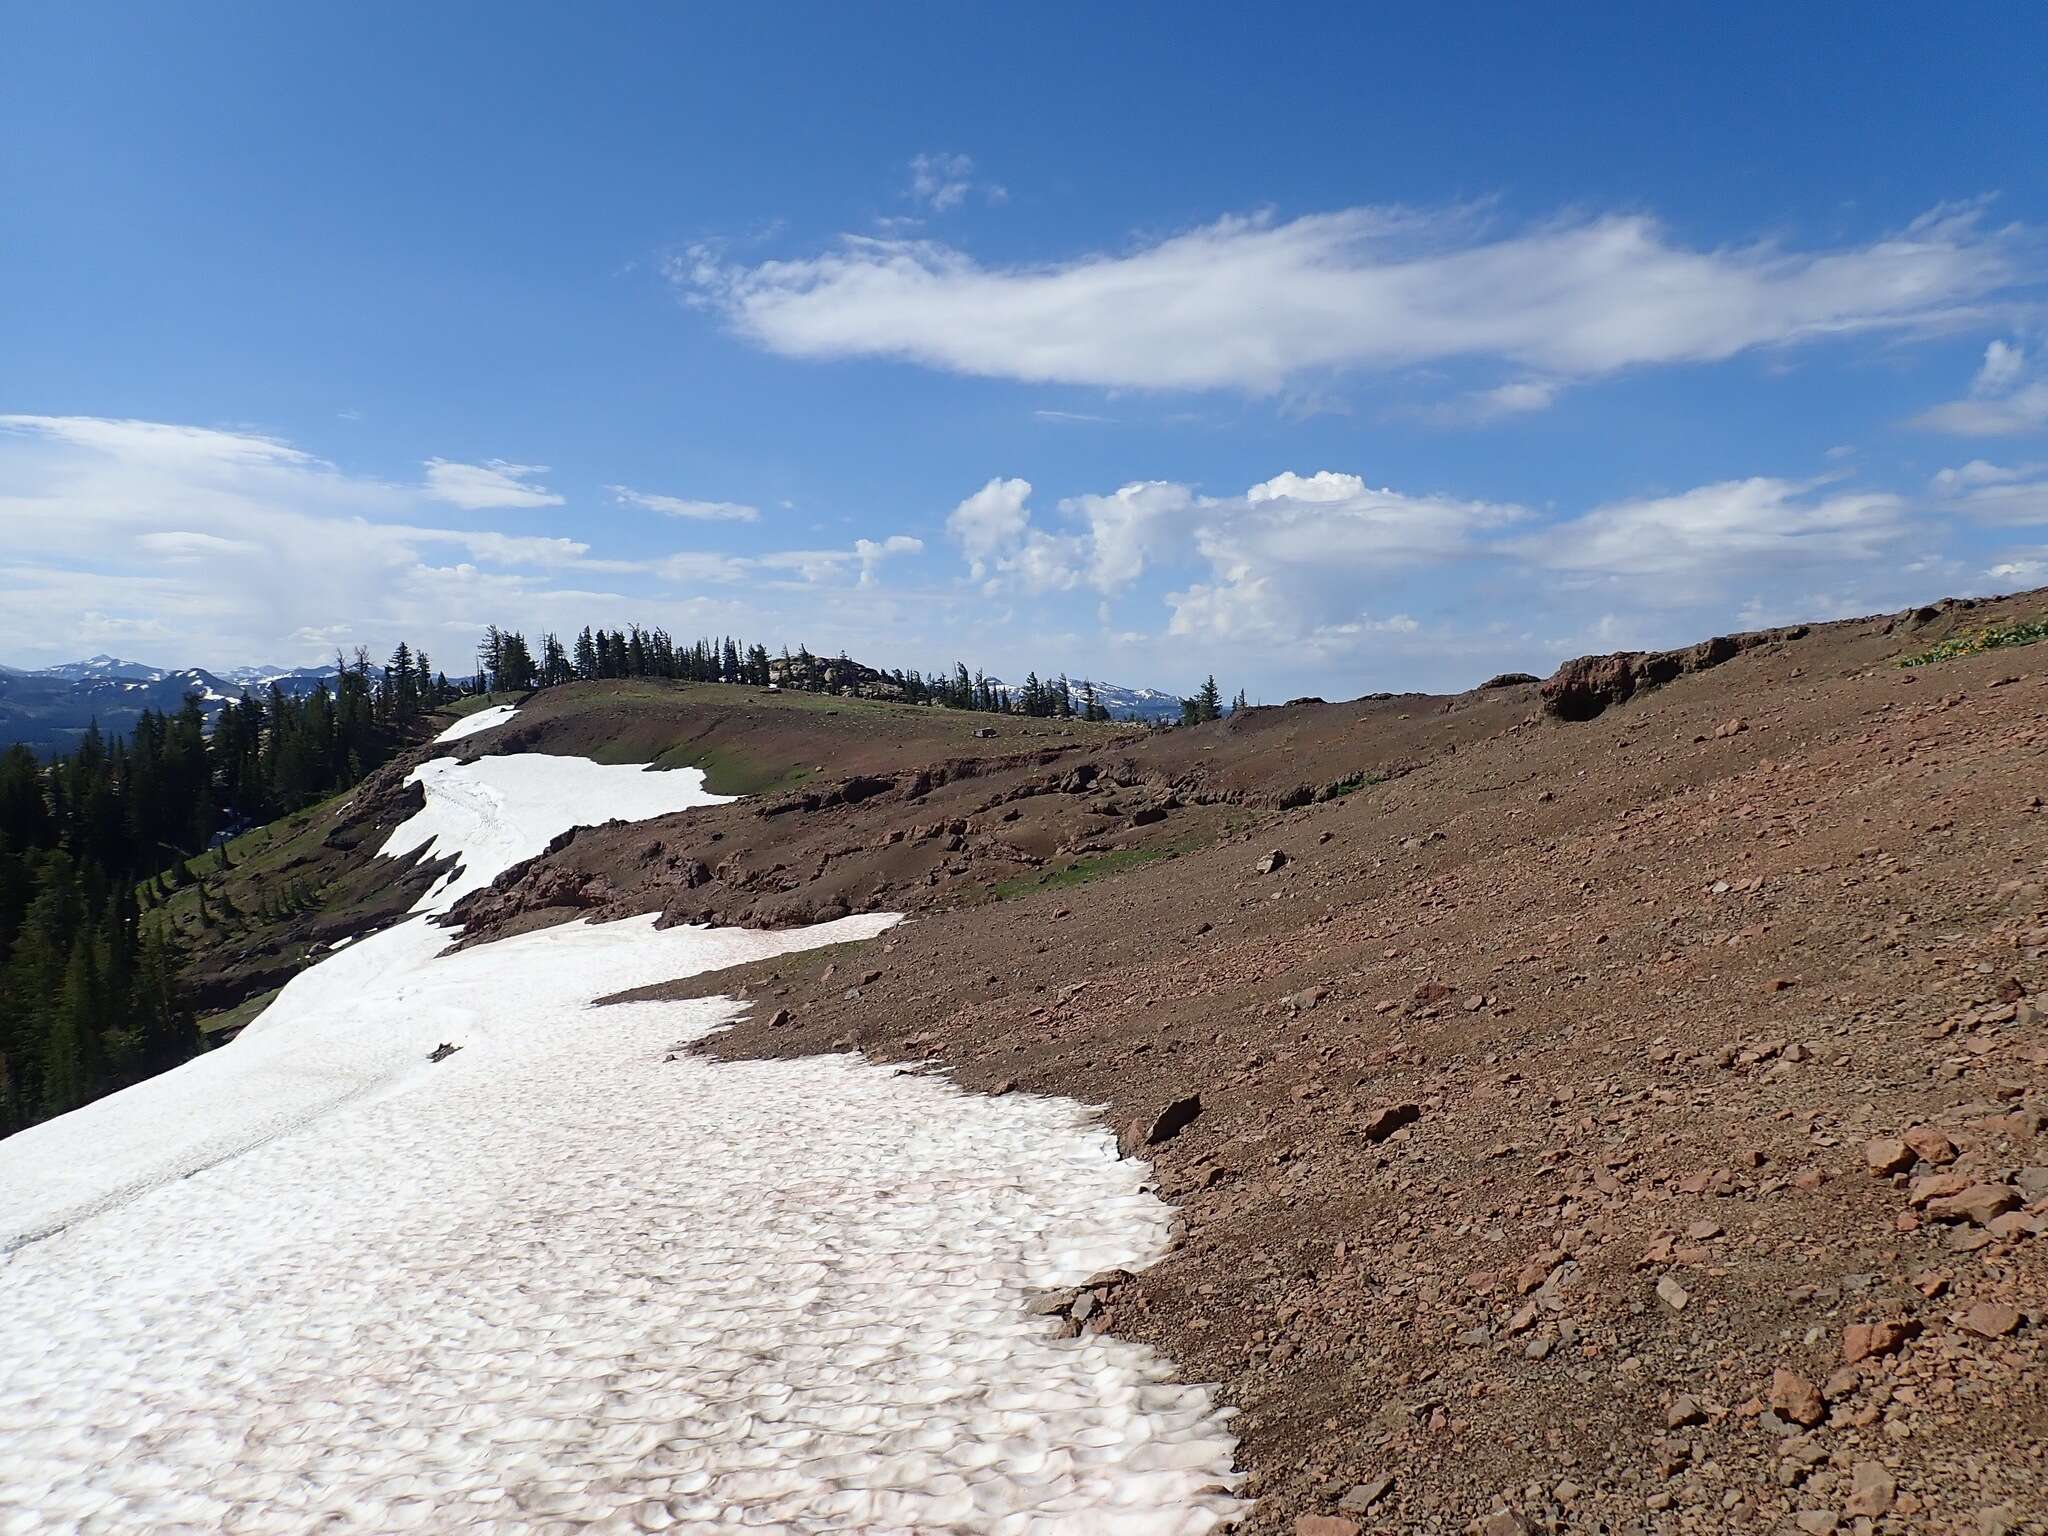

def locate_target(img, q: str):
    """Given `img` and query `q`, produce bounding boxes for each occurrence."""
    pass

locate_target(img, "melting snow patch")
[382,752,729,914]
[432,701,521,743]
[0,748,1245,1532]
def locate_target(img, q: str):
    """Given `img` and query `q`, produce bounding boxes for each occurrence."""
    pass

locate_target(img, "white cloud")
[1471,379,1559,416]
[946,466,1522,643]
[1912,338,2048,436]
[1986,555,2048,584]
[1931,458,2035,491]
[854,534,924,585]
[679,202,2023,393]
[907,153,1002,213]
[138,530,264,560]
[1517,476,1910,581]
[422,458,565,510]
[1930,460,2048,524]
[947,477,1035,578]
[609,484,761,522]
[0,414,930,670]
[1165,472,1525,644]
[1912,381,2048,437]
[1976,339,2026,394]
[1061,480,1197,591]
[454,531,593,565]
[1415,378,1563,425]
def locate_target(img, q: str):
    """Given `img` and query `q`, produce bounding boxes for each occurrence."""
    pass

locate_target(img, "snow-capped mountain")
[29,654,171,684]
[984,678,1185,721]
[0,659,268,756]
[1077,680,1185,722]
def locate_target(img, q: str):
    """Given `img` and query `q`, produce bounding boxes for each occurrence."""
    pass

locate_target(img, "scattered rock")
[1294,1518,1360,1536]
[1338,1475,1393,1513]
[1769,1369,1825,1427]
[1254,849,1289,875]
[1359,1102,1421,1143]
[1845,1462,1896,1518]
[1862,1137,1914,1175]
[1961,1302,2022,1338]
[1902,1125,1958,1164]
[1925,1183,2021,1227]
[1656,1274,1691,1312]
[427,1041,461,1063]
[1843,1319,1918,1363]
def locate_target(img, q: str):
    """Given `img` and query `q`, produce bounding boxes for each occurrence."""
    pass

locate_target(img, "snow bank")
[0,745,1245,1532]
[385,752,730,913]
[432,701,519,743]
[0,753,725,1243]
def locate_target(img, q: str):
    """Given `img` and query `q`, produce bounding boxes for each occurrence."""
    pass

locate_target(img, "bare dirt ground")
[204,593,2048,1533]
[570,593,2048,1536]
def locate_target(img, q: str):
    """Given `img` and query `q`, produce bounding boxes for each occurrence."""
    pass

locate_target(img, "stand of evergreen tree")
[0,642,457,1139]
[476,623,1162,725]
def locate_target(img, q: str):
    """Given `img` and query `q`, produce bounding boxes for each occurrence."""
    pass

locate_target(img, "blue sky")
[3,4,2045,697]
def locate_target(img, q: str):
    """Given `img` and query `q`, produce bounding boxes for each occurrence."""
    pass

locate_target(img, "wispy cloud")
[677,201,2026,394]
[1513,476,1910,584]
[1930,459,2048,523]
[608,484,761,522]
[422,458,565,510]
[907,152,1004,213]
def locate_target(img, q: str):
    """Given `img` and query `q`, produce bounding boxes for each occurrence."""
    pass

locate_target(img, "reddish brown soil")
[557,592,2048,1536]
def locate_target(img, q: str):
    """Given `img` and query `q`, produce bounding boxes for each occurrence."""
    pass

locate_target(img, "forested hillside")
[0,648,455,1137]
[2,624,1219,1139]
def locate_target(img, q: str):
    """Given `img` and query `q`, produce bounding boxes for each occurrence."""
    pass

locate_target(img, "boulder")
[1119,1093,1202,1156]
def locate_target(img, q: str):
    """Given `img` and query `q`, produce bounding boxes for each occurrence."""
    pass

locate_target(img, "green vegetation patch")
[440,690,523,720]
[651,742,815,797]
[992,846,1168,901]
[1321,771,1385,800]
[197,984,283,1042]
[1896,615,2048,668]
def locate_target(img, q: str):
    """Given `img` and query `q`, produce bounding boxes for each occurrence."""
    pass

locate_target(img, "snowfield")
[0,732,1245,1532]
[434,701,521,743]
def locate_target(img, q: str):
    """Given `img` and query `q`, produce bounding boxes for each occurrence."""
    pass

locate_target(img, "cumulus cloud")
[608,484,761,522]
[677,202,2023,393]
[1165,472,1526,644]
[947,477,1035,578]
[422,458,565,510]
[946,467,1523,643]
[1911,339,2048,436]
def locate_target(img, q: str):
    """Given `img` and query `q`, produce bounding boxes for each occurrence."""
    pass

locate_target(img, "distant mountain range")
[0,656,360,758]
[1052,680,1186,722]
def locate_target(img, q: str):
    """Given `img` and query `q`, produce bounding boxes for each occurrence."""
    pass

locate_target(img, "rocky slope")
[583,590,2048,1536]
